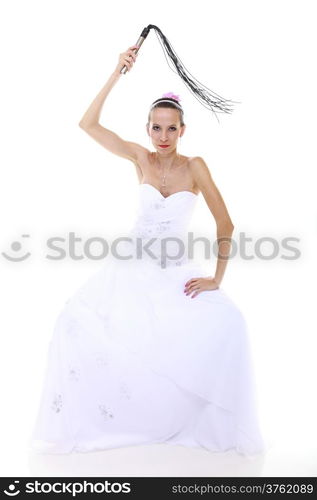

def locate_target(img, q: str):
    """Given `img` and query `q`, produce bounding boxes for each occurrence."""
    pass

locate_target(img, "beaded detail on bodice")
[125,183,198,268]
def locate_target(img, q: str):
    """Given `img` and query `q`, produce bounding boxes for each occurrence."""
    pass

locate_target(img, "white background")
[0,0,316,477]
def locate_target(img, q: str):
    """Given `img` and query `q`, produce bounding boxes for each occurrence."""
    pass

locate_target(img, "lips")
[159,145,169,148]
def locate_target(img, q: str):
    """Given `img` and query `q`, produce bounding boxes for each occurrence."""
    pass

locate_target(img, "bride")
[29,45,266,457]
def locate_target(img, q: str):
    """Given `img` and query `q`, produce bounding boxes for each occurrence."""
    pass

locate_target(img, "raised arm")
[78,46,146,163]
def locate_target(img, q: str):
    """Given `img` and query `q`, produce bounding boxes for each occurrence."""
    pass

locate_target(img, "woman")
[29,46,266,457]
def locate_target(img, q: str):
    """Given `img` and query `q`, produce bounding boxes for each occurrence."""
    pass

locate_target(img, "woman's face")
[147,108,185,153]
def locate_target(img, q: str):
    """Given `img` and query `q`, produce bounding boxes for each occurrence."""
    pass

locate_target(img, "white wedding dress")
[29,183,266,456]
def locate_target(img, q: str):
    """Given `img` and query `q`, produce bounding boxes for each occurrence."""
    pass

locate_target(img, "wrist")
[112,68,123,79]
[111,72,121,80]
[214,276,222,287]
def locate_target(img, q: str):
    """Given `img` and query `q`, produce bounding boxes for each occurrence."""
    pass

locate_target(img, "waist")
[115,230,191,269]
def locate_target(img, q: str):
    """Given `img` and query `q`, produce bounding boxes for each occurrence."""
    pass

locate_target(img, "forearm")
[79,71,121,128]
[213,224,234,285]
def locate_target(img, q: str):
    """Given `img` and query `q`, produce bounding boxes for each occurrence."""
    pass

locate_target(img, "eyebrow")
[152,123,177,126]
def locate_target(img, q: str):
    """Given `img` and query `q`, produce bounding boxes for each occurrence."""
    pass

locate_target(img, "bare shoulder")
[129,143,150,165]
[133,144,151,161]
[188,156,213,189]
[132,145,152,172]
[188,156,210,172]
[189,156,234,226]
[129,145,152,182]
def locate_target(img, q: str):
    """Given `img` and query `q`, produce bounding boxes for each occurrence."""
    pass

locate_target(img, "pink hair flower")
[162,92,181,102]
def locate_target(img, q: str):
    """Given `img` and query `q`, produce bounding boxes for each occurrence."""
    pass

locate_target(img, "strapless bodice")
[119,183,199,269]
[130,183,198,239]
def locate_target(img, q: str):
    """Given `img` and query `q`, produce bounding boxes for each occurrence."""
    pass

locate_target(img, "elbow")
[79,120,97,130]
[79,120,88,129]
